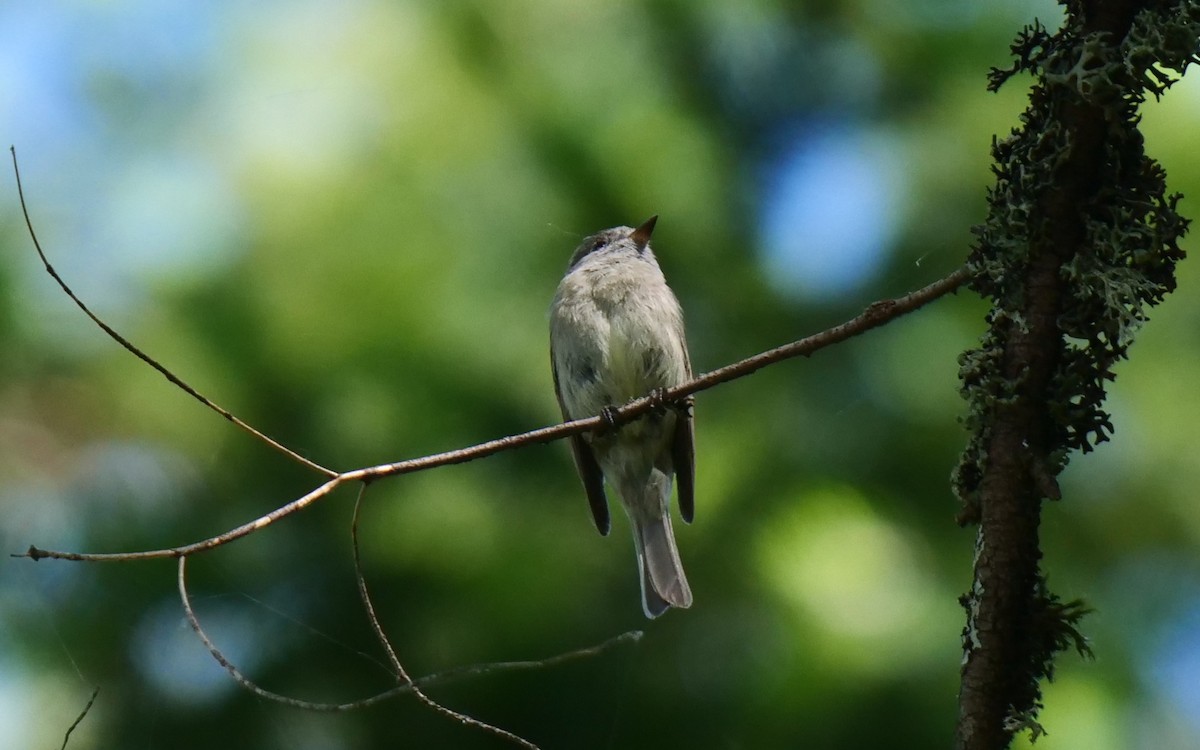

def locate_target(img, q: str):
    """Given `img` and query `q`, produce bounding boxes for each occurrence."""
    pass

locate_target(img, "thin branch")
[350,483,410,682]
[349,267,971,483]
[15,266,969,563]
[59,686,99,750]
[350,485,540,749]
[679,267,970,397]
[18,475,347,561]
[9,146,337,479]
[396,630,643,690]
[177,555,639,711]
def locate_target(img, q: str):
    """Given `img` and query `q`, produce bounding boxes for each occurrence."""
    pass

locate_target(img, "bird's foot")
[600,405,621,432]
[647,387,671,416]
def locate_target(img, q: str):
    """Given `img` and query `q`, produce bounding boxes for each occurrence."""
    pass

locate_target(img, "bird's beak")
[630,215,658,251]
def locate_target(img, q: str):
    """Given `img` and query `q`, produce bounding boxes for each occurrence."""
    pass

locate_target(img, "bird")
[549,215,695,618]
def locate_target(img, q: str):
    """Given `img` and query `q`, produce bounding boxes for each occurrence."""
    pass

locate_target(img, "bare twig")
[177,555,638,711]
[350,485,540,749]
[350,483,411,683]
[59,686,99,750]
[15,265,969,563]
[9,147,337,479]
[676,268,970,397]
[391,629,643,689]
[19,476,346,561]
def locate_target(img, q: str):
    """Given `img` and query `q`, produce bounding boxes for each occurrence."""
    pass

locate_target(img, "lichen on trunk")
[953,3,1197,748]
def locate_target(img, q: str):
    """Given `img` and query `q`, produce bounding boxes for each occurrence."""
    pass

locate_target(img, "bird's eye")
[590,239,605,252]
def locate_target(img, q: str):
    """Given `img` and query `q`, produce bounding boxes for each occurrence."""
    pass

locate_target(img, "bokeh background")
[2,1,1199,748]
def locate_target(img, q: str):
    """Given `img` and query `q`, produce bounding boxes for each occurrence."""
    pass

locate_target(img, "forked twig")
[16,264,968,563]
[177,554,639,709]
[9,147,336,479]
[350,484,539,749]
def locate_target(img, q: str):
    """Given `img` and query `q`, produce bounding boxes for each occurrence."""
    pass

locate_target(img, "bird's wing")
[672,346,695,523]
[551,343,611,535]
[672,397,695,524]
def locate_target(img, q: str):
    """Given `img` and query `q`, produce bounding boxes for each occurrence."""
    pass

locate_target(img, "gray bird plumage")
[549,216,695,618]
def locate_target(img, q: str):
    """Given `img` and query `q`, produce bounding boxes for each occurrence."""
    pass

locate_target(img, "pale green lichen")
[954,2,1196,739]
[955,2,1196,508]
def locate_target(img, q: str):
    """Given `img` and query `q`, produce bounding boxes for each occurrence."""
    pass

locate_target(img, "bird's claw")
[600,405,620,431]
[648,387,670,414]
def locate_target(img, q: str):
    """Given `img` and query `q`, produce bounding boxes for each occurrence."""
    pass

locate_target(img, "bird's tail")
[629,480,692,618]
